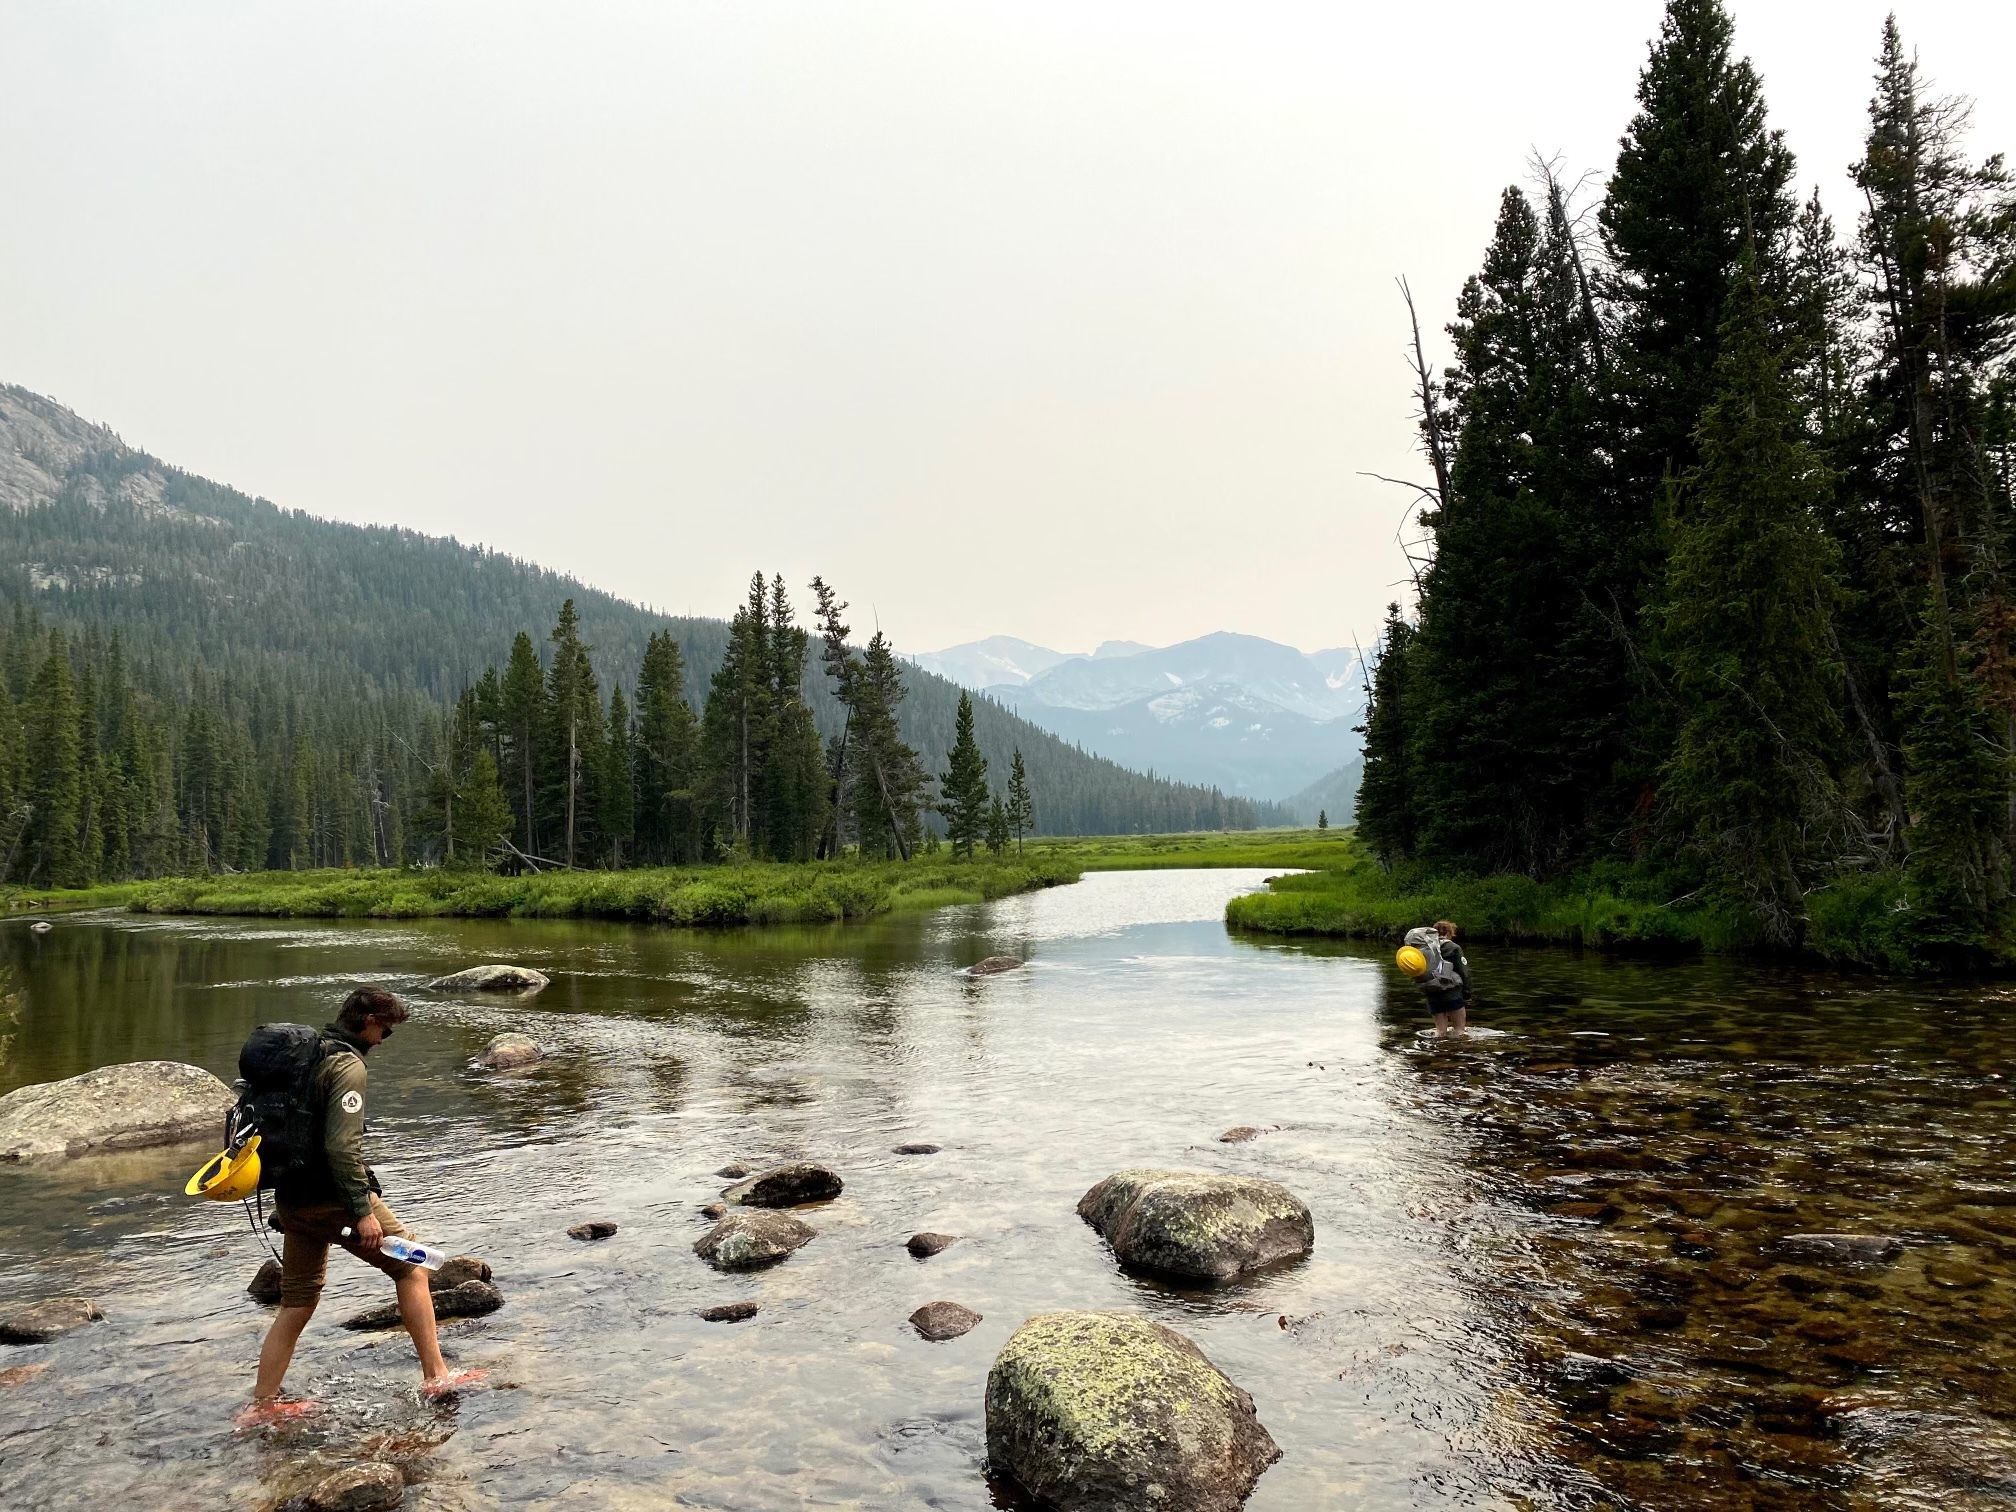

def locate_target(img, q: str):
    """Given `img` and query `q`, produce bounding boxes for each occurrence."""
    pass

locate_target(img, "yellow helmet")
[1395,945,1429,978]
[185,1134,262,1202]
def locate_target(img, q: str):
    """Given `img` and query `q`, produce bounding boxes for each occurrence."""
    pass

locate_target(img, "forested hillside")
[0,386,1278,885]
[1356,3,2016,962]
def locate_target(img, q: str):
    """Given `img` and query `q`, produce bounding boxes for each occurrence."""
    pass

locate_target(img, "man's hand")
[352,1213,384,1253]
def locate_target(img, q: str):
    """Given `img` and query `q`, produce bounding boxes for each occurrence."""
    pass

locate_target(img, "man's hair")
[337,986,411,1032]
[1434,920,1458,938]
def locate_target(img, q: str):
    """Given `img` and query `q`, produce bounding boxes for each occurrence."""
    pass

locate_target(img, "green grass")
[1224,833,1928,972]
[1035,828,1353,872]
[87,855,1080,927]
[3,880,158,918]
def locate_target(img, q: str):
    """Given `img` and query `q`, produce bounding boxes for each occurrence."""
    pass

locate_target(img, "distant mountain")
[1281,759,1363,827]
[914,629,1367,801]
[907,635,1079,690]
[0,383,1285,839]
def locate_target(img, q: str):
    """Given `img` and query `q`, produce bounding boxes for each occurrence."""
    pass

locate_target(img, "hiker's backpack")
[228,1023,340,1190]
[1402,926,1460,993]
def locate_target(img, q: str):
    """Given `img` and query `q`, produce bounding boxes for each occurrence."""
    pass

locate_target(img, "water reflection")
[1,889,2011,1508]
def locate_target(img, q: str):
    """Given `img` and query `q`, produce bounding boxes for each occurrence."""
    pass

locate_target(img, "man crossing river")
[239,987,480,1425]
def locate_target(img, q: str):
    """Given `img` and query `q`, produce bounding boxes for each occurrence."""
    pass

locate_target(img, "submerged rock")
[722,1162,843,1208]
[342,1280,502,1331]
[698,1301,758,1323]
[893,1142,941,1155]
[429,964,549,993]
[715,1163,751,1180]
[0,1362,50,1388]
[248,1259,284,1304]
[985,1310,1280,1511]
[1217,1126,1267,1144]
[0,1297,103,1344]
[430,1255,492,1290]
[302,1462,404,1511]
[472,1034,542,1070]
[907,1232,958,1259]
[1780,1233,1903,1265]
[969,956,1022,975]
[910,1301,982,1341]
[1078,1169,1314,1281]
[700,1203,727,1220]
[694,1210,814,1271]
[567,1220,618,1242]
[0,1061,233,1161]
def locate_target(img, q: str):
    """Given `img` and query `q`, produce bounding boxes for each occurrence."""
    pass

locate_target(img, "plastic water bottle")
[340,1226,445,1271]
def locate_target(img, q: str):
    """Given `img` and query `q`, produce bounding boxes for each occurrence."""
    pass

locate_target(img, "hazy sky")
[5,2,2011,655]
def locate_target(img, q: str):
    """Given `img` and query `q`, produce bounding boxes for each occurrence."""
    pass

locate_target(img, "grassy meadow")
[1034,828,1350,872]
[5,854,1079,928]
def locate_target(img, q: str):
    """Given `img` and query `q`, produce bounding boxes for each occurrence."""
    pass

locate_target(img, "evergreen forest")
[0,392,1279,888]
[1354,2,2016,963]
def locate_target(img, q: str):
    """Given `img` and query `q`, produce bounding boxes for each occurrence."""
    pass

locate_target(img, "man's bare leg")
[394,1268,449,1382]
[248,1301,316,1411]
[1432,1010,1452,1040]
[1453,1006,1469,1038]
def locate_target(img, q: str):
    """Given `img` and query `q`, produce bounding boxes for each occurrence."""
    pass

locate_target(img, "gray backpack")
[1402,926,1459,992]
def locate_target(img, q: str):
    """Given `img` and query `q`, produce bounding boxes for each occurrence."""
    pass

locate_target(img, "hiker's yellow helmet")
[1395,945,1430,978]
[185,1134,262,1202]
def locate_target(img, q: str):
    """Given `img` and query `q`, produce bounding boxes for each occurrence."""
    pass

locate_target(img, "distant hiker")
[1396,920,1472,1039]
[240,987,478,1424]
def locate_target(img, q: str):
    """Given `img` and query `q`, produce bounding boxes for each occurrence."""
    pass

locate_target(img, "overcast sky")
[5,2,2011,656]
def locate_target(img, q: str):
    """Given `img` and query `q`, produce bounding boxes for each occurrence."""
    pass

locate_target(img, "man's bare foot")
[234,1397,317,1429]
[420,1367,488,1401]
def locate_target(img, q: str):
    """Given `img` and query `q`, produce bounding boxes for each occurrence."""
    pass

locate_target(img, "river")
[1,869,2012,1510]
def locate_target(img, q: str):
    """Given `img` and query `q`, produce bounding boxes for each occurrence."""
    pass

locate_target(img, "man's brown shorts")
[272,1195,415,1308]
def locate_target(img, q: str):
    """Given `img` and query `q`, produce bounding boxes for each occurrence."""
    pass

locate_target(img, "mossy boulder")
[1078,1169,1313,1281]
[985,1310,1280,1511]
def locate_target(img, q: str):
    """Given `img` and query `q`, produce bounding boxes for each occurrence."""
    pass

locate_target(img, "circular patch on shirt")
[339,1090,364,1114]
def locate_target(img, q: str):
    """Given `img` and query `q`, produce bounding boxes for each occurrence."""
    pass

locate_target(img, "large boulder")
[694,1210,815,1271]
[472,1033,542,1070]
[342,1279,502,1331]
[1078,1170,1314,1281]
[722,1162,843,1208]
[985,1311,1280,1511]
[429,964,549,994]
[0,1061,232,1161]
[0,1297,104,1344]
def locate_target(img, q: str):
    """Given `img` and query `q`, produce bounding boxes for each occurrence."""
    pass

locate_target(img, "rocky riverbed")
[1,878,2011,1509]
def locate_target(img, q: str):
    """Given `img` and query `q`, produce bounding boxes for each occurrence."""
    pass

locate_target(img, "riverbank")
[1038,827,1348,872]
[1225,839,1925,972]
[5,855,1079,927]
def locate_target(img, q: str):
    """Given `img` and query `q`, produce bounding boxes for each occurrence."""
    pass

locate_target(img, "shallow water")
[0,871,2011,1510]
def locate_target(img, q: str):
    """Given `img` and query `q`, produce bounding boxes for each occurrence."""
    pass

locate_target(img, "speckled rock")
[341,1280,502,1331]
[907,1231,958,1258]
[429,964,549,993]
[303,1462,404,1511]
[0,1061,233,1161]
[0,1297,103,1344]
[985,1310,1280,1511]
[911,1301,982,1340]
[694,1210,815,1271]
[1078,1170,1314,1281]
[472,1033,543,1070]
[969,956,1023,975]
[248,1259,284,1303]
[698,1301,758,1323]
[721,1162,842,1208]
[1218,1126,1266,1143]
